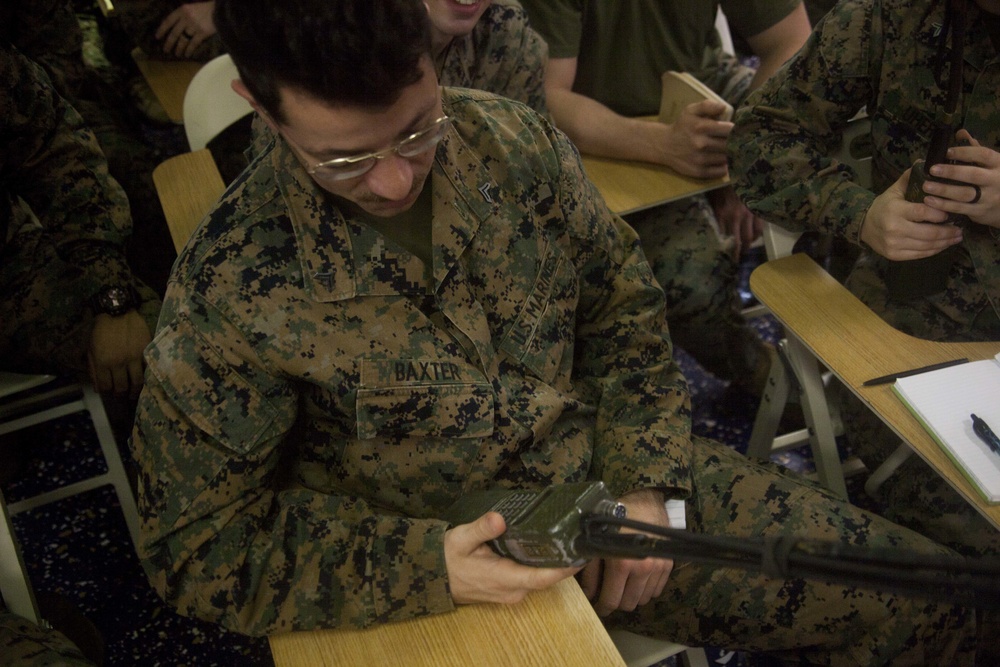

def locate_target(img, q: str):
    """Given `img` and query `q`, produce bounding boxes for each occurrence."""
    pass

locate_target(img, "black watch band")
[91,285,139,317]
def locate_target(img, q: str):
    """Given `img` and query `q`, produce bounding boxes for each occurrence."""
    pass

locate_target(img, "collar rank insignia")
[478,182,495,204]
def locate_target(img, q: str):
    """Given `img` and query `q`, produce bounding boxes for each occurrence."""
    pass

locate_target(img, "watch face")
[95,286,136,315]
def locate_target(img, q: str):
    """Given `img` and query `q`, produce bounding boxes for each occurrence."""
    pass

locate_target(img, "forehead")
[275,58,440,153]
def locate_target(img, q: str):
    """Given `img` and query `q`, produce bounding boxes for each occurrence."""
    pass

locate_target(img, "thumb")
[473,511,507,542]
[448,511,507,556]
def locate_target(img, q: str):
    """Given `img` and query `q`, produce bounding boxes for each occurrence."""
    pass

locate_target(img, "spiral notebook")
[892,352,1000,503]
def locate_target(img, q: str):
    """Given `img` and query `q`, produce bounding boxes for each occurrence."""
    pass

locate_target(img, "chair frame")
[0,373,141,623]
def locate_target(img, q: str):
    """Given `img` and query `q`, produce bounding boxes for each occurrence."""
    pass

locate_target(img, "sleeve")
[0,46,136,295]
[518,0,584,59]
[721,0,802,39]
[7,0,86,98]
[500,5,551,118]
[729,0,879,246]
[133,288,454,636]
[549,127,694,500]
[461,2,550,118]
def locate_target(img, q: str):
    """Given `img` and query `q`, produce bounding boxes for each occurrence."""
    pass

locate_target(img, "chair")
[182,54,254,151]
[1,487,40,624]
[0,372,143,624]
[745,114,873,498]
[152,148,227,252]
[609,629,710,667]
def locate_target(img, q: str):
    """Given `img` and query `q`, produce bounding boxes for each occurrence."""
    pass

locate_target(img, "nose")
[364,153,414,201]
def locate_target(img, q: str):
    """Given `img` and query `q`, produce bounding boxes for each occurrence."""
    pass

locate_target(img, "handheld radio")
[440,481,625,567]
[886,0,970,300]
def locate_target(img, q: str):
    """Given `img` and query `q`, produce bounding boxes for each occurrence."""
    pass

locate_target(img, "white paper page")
[893,355,1000,501]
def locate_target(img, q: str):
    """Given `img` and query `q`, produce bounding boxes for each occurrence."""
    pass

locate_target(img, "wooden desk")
[131,48,203,124]
[152,149,226,252]
[580,117,729,216]
[750,253,1000,529]
[269,577,626,667]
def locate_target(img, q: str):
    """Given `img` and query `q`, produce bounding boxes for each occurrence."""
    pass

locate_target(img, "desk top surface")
[130,48,202,124]
[268,577,626,667]
[750,253,1000,528]
[580,117,729,215]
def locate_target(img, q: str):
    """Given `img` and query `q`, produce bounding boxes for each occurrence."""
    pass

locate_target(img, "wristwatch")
[91,285,138,317]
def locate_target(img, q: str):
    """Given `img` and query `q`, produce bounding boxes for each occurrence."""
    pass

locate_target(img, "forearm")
[546,87,672,166]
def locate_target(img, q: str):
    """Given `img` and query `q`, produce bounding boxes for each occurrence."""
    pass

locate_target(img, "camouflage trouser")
[626,195,766,382]
[0,610,94,667]
[607,437,982,665]
[0,218,161,377]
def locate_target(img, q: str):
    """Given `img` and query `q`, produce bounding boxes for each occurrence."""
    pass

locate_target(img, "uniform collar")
[917,2,996,72]
[271,89,502,303]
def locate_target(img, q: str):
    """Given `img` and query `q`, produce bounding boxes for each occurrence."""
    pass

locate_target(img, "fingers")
[578,558,602,600]
[157,8,204,58]
[128,357,145,399]
[591,558,673,617]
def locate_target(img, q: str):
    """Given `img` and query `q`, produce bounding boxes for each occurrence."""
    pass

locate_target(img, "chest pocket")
[356,358,495,440]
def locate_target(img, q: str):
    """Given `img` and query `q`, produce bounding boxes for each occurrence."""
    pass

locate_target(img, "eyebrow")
[302,99,440,160]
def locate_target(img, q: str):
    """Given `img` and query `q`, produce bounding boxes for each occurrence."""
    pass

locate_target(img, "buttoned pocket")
[356,359,495,439]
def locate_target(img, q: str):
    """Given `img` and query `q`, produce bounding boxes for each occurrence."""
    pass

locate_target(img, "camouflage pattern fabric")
[626,196,766,383]
[0,610,94,667]
[434,0,549,118]
[731,0,1000,339]
[133,88,980,665]
[5,0,179,296]
[0,45,160,374]
[613,436,979,666]
[730,0,1000,567]
[0,0,86,98]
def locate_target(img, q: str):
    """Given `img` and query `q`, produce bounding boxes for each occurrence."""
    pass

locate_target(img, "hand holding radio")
[579,488,674,617]
[860,168,961,261]
[923,130,1000,229]
[443,510,581,606]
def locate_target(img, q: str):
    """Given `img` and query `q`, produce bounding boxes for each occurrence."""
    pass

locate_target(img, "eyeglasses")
[300,116,451,181]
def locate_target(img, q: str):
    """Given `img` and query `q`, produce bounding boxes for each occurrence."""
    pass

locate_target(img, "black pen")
[972,414,1000,456]
[862,358,969,386]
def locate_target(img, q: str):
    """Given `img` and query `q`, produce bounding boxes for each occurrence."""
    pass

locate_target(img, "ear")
[231,78,278,131]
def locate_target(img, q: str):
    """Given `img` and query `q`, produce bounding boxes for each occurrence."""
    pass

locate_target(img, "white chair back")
[182,54,254,151]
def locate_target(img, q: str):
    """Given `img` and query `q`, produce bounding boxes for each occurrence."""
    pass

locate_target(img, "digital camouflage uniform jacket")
[133,87,691,636]
[731,0,1000,338]
[1,45,137,299]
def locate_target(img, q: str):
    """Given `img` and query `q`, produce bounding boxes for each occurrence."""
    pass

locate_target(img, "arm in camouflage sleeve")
[481,2,550,119]
[729,0,880,246]
[133,291,455,636]
[549,129,694,501]
[0,46,136,297]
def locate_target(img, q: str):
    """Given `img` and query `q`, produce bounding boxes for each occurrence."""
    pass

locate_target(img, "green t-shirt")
[520,0,801,116]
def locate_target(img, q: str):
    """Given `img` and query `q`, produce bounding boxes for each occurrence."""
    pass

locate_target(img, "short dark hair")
[214,0,432,123]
